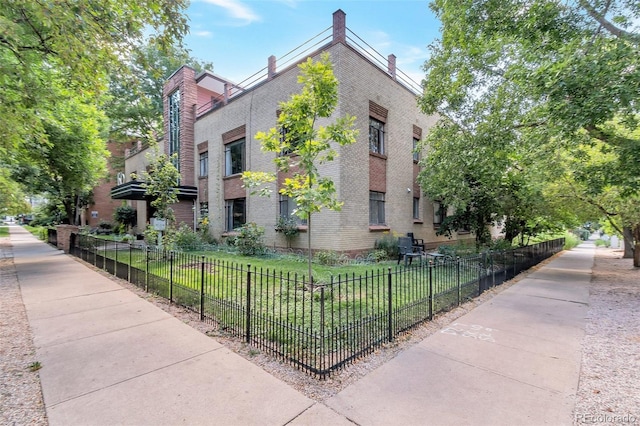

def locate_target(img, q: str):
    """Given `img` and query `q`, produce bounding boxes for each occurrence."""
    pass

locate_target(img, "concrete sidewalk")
[9,225,592,425]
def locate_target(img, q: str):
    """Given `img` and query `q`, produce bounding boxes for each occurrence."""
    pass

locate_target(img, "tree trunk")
[623,227,634,258]
[634,244,640,267]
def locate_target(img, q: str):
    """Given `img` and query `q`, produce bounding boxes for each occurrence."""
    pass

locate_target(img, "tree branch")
[579,0,640,43]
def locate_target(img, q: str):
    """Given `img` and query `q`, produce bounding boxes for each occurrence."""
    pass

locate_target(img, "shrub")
[490,238,513,251]
[235,222,266,255]
[275,216,300,248]
[370,249,388,262]
[374,232,399,259]
[315,250,340,266]
[114,204,137,230]
[171,223,203,251]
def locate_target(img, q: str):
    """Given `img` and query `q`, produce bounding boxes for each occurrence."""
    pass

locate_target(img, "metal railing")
[71,235,564,378]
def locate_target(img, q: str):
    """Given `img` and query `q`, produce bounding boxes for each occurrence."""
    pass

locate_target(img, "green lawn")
[0,226,8,237]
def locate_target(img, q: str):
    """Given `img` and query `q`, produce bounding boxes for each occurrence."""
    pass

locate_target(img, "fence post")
[103,238,107,270]
[490,251,495,288]
[114,241,118,277]
[387,267,393,342]
[169,251,174,304]
[428,264,433,320]
[93,237,97,267]
[145,247,149,292]
[200,256,205,321]
[128,243,132,283]
[456,257,461,306]
[245,264,252,343]
[479,252,485,294]
[320,286,326,371]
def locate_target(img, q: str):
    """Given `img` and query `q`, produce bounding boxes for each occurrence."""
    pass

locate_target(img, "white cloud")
[195,30,213,37]
[200,0,261,25]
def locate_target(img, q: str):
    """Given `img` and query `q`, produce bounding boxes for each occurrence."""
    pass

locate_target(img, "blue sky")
[184,0,441,85]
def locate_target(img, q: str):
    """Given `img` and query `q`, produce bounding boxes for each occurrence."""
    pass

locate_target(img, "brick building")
[111,10,474,253]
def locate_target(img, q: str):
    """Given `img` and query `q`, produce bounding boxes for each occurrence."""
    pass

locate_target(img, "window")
[279,194,307,224]
[225,198,246,231]
[199,202,209,217]
[225,138,245,176]
[199,151,208,177]
[369,118,385,155]
[168,90,181,171]
[369,191,386,225]
[413,197,420,219]
[433,201,446,226]
[413,138,420,162]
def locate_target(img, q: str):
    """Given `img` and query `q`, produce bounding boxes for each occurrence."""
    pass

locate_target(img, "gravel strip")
[573,248,640,425]
[0,238,47,426]
[1,236,638,424]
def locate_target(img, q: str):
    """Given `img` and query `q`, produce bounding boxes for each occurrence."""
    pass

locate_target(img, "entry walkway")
[8,225,592,425]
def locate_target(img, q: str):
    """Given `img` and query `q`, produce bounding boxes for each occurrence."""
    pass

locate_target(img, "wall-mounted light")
[407,188,411,193]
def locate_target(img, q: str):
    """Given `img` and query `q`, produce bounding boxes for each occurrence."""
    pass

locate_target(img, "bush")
[170,223,203,251]
[374,232,399,259]
[315,250,340,266]
[489,238,513,251]
[370,249,388,262]
[235,222,266,255]
[114,204,137,230]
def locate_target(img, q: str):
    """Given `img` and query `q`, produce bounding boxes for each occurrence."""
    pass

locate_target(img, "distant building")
[111,10,474,254]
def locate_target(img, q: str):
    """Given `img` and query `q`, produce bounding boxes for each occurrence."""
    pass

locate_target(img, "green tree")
[418,0,639,253]
[0,169,29,216]
[10,87,109,224]
[0,0,189,158]
[106,40,214,144]
[242,53,359,284]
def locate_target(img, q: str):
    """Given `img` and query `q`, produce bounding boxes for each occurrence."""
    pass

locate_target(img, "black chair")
[407,232,425,251]
[397,237,423,266]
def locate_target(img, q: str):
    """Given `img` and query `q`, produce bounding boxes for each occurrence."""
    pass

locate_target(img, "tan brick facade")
[125,9,477,253]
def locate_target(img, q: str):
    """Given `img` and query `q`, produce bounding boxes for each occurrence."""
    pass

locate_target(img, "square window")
[279,194,307,224]
[369,118,385,155]
[225,138,245,176]
[369,191,386,225]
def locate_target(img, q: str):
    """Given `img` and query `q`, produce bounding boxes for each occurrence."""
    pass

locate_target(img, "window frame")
[369,117,385,155]
[413,197,420,220]
[369,191,386,225]
[224,198,246,232]
[168,90,181,172]
[199,151,208,177]
[224,138,246,176]
[413,137,420,162]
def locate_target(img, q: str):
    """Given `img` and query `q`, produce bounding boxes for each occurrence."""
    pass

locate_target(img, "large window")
[369,191,386,225]
[225,198,246,231]
[224,138,245,176]
[369,118,385,155]
[199,151,208,177]
[279,194,307,224]
[168,90,181,171]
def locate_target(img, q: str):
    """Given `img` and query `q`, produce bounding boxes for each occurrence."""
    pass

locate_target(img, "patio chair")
[407,232,425,252]
[397,237,424,266]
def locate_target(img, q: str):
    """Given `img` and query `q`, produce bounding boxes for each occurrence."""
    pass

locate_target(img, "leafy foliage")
[235,223,266,256]
[419,0,640,249]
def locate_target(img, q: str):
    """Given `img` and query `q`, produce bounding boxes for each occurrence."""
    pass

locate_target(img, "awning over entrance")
[110,181,198,200]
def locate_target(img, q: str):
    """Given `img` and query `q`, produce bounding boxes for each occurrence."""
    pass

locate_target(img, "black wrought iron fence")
[71,235,564,378]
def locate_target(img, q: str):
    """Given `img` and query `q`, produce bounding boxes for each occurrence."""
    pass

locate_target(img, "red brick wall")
[224,176,245,199]
[87,141,126,227]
